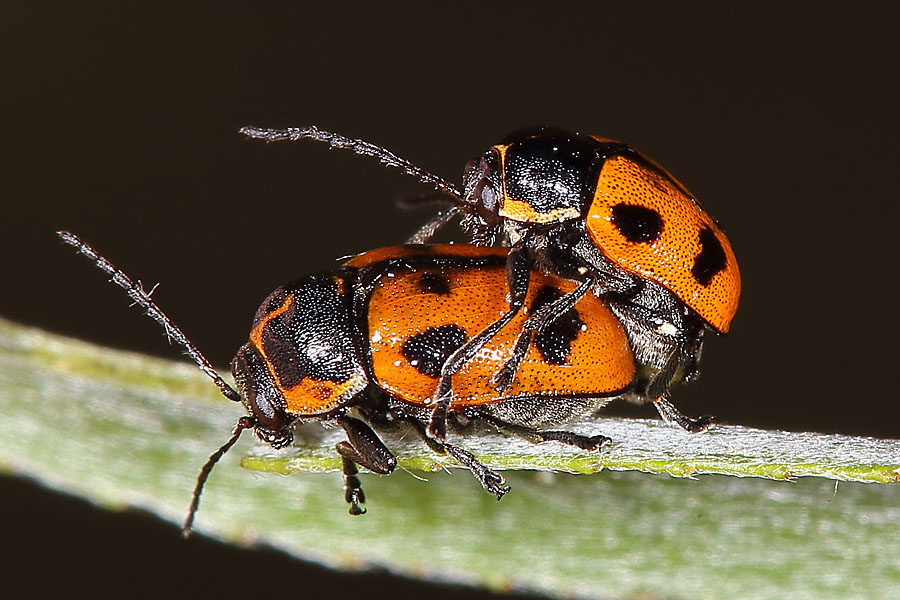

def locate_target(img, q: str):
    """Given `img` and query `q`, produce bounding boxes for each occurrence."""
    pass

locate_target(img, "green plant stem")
[1,318,898,599]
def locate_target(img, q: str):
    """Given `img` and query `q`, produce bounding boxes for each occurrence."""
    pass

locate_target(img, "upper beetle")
[240,125,740,434]
[61,234,634,534]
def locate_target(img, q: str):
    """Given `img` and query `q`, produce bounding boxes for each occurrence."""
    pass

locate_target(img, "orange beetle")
[61,234,635,534]
[457,128,739,432]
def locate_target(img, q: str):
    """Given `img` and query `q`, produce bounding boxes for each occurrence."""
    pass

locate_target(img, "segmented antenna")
[57,231,241,403]
[183,415,255,536]
[58,231,254,536]
[240,125,464,200]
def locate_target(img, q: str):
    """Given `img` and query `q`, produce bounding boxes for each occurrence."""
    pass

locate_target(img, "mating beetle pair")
[61,125,740,534]
[241,126,740,432]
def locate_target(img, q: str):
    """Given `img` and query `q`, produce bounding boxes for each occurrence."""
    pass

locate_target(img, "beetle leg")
[443,443,510,499]
[529,429,610,450]
[491,277,594,393]
[475,412,610,451]
[426,241,534,440]
[396,411,509,500]
[405,204,460,244]
[335,416,398,515]
[335,448,366,515]
[652,397,714,433]
[645,344,684,402]
[644,348,713,433]
[337,416,398,474]
[425,396,450,443]
[428,241,533,410]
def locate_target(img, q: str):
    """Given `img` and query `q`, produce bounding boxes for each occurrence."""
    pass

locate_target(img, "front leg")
[426,240,534,441]
[492,277,594,393]
[335,450,366,515]
[335,415,398,515]
[405,204,460,244]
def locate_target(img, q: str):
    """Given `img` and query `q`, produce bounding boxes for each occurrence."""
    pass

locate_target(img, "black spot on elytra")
[418,272,451,295]
[692,227,727,286]
[610,203,663,243]
[531,286,584,365]
[401,325,467,377]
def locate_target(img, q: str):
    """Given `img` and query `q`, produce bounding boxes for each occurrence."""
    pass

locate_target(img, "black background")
[2,3,898,598]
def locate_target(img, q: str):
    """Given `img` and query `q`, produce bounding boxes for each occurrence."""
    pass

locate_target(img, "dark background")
[2,3,897,598]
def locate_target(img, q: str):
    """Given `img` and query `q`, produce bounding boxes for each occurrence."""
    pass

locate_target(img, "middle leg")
[474,411,610,451]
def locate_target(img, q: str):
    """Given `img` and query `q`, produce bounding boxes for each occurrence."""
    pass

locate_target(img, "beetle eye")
[463,155,502,229]
[474,179,500,228]
[476,178,496,212]
[231,345,286,432]
[462,157,488,201]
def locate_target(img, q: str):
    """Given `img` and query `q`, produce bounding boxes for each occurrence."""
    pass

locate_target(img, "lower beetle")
[60,233,635,535]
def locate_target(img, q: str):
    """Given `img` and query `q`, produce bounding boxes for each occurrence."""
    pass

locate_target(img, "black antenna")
[58,231,241,402]
[183,415,255,536]
[57,231,253,536]
[240,125,464,200]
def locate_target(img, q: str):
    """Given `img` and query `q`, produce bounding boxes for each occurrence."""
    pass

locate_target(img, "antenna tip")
[57,231,79,246]
[240,126,266,139]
